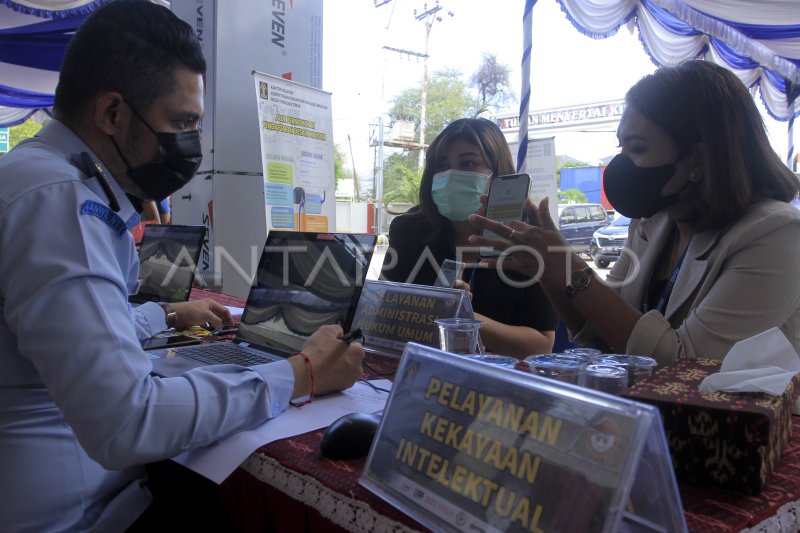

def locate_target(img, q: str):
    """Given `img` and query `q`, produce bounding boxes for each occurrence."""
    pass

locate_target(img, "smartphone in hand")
[434,259,465,287]
[479,173,531,257]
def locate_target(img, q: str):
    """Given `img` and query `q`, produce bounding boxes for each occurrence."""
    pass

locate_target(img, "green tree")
[382,152,420,205]
[389,68,479,154]
[470,53,513,116]
[381,69,479,205]
[558,188,589,203]
[334,141,365,200]
[334,143,346,182]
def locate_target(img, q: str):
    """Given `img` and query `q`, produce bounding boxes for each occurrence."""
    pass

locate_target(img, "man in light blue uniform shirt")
[0,2,364,531]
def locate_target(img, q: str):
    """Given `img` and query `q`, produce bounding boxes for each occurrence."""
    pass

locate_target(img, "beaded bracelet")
[289,352,314,408]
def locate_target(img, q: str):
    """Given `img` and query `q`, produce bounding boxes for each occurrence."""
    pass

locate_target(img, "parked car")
[589,215,631,268]
[557,203,610,253]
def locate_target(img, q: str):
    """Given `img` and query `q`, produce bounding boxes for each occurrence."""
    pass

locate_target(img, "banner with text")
[254,71,334,232]
[507,137,559,227]
[361,343,686,533]
[351,280,473,358]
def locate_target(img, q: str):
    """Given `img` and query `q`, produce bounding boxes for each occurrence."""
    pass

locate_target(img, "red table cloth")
[192,288,800,532]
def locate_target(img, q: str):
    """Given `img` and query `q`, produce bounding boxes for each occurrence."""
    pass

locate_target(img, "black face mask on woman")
[111,103,202,202]
[604,153,681,219]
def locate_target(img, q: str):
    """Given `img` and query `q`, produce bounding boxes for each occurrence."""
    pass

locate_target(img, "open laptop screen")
[236,231,377,354]
[132,224,206,304]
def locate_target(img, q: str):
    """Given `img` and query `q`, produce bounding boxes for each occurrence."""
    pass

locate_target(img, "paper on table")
[172,379,392,484]
[698,328,800,396]
[225,305,244,316]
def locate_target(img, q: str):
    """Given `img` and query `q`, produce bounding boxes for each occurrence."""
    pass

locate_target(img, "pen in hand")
[211,325,238,336]
[337,328,363,345]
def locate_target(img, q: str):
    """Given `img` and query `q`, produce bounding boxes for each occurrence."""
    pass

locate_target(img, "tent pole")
[517,0,536,173]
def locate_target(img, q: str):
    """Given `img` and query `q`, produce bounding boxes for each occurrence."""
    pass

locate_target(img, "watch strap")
[565,267,594,298]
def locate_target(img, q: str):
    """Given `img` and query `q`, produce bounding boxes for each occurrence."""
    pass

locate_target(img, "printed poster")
[253,71,334,232]
[525,137,559,228]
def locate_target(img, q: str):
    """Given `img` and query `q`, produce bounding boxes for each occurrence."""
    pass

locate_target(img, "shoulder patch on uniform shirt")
[80,199,126,238]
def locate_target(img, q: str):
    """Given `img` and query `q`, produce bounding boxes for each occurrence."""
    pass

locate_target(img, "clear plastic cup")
[584,364,629,394]
[435,318,485,355]
[465,355,519,368]
[597,355,657,386]
[562,347,605,362]
[523,354,585,385]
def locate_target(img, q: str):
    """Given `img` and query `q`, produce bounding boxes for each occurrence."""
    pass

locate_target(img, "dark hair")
[54,0,205,122]
[626,60,799,230]
[417,118,516,242]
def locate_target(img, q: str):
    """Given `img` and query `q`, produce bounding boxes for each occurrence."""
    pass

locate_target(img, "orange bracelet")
[289,352,314,408]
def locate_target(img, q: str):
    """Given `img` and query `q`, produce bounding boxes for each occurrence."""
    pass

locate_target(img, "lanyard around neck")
[642,247,688,314]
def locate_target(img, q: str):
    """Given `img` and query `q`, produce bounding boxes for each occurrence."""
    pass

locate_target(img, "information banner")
[253,71,334,232]
[526,137,559,227]
[506,137,558,227]
[351,280,473,357]
[361,343,686,533]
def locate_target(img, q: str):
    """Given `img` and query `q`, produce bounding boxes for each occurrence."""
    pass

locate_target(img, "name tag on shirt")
[80,199,126,238]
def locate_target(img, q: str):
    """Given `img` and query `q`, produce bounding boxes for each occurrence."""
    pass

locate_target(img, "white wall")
[171,0,323,298]
[335,202,372,233]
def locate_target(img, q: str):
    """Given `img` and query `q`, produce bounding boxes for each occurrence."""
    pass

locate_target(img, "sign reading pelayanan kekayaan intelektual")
[361,343,686,532]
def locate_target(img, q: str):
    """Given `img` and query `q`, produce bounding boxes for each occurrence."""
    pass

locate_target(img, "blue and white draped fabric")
[788,81,799,168]
[517,0,536,173]
[557,0,800,166]
[0,1,106,17]
[0,3,96,125]
[0,1,171,127]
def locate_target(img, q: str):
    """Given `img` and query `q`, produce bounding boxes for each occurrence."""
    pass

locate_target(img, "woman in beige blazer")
[469,60,800,366]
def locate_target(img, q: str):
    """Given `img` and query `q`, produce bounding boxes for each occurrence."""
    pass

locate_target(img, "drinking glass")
[434,318,485,355]
[583,364,628,394]
[597,355,657,386]
[523,353,585,385]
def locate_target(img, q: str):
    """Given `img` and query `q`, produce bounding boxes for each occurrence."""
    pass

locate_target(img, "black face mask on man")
[603,153,682,219]
[110,102,202,202]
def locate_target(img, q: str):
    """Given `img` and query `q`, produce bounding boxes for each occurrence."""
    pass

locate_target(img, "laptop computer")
[149,231,378,377]
[130,224,207,304]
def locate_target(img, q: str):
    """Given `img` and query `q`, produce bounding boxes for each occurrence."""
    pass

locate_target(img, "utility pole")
[373,47,427,235]
[347,134,360,200]
[373,0,452,232]
[413,1,453,168]
[375,118,385,234]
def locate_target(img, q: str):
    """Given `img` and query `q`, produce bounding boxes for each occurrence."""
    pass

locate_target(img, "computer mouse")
[320,412,382,460]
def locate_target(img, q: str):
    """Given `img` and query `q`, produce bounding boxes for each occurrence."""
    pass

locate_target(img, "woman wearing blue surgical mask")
[382,118,557,357]
[469,61,800,367]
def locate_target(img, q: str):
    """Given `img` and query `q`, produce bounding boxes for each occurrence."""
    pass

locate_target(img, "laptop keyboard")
[178,343,280,366]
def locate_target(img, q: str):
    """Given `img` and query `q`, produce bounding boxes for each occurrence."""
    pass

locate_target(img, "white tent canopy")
[1,0,799,161]
[556,0,799,121]
[513,0,800,170]
[0,0,168,126]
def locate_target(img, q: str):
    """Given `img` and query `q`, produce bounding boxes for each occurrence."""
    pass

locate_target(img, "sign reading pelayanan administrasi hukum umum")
[350,280,473,357]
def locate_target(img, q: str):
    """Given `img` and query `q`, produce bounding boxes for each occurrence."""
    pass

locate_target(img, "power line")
[374,0,396,30]
[412,1,453,167]
[382,45,427,60]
